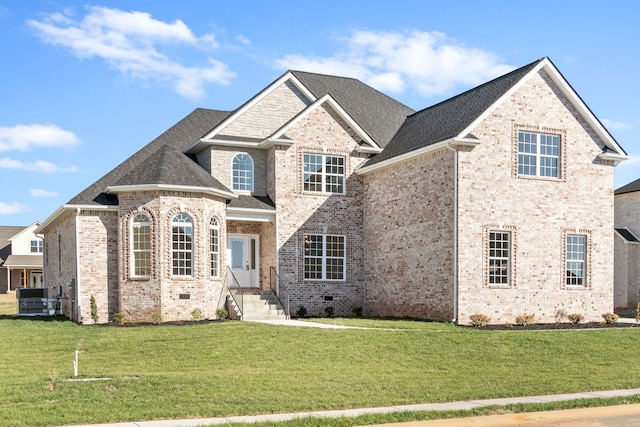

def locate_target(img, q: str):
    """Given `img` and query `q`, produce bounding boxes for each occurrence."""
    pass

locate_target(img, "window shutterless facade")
[566,234,586,286]
[171,213,193,276]
[488,231,511,285]
[209,218,220,278]
[132,213,151,276]
[304,234,345,281]
[30,239,43,253]
[232,153,254,192]
[303,154,345,194]
[518,131,560,178]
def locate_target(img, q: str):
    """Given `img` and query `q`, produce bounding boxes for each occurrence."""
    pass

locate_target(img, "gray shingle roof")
[3,254,42,268]
[0,226,26,264]
[615,177,640,195]
[69,108,232,207]
[365,58,544,167]
[228,195,275,210]
[291,71,415,148]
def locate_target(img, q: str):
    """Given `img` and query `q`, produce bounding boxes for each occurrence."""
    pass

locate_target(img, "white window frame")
[171,213,193,277]
[209,217,220,278]
[303,153,346,194]
[488,231,511,286]
[131,213,151,277]
[303,234,346,281]
[566,234,586,287]
[30,239,43,253]
[517,131,560,178]
[232,153,254,193]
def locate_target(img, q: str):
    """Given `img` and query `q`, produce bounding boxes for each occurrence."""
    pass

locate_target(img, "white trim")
[271,94,380,150]
[598,151,630,162]
[36,204,120,234]
[615,228,640,245]
[226,207,275,223]
[258,138,295,149]
[231,153,254,193]
[195,138,262,148]
[106,184,237,200]
[356,138,481,175]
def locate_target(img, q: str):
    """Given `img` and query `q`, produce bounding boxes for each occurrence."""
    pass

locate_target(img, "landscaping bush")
[602,313,619,324]
[515,314,535,326]
[554,309,567,323]
[90,295,99,323]
[324,306,334,317]
[296,305,308,318]
[352,306,363,317]
[469,314,491,327]
[191,308,203,321]
[567,313,584,324]
[216,308,229,320]
[113,312,125,325]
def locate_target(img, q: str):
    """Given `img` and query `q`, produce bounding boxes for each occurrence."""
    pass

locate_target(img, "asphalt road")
[366,404,640,427]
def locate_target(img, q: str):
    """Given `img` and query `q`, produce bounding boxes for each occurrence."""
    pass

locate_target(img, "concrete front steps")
[230,290,288,321]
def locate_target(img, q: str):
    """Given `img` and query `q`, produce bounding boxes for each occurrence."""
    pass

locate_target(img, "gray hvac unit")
[17,288,55,316]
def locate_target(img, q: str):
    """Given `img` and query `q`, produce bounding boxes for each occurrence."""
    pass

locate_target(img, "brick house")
[614,178,640,310]
[36,57,628,324]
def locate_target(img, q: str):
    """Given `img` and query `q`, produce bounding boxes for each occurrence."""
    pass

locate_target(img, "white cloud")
[0,124,79,152]
[0,157,77,173]
[27,6,235,99]
[30,188,59,198]
[0,201,29,215]
[602,118,631,130]
[275,29,514,97]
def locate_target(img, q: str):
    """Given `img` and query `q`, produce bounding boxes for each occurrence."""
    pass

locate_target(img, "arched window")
[232,153,253,192]
[171,213,193,276]
[132,213,151,276]
[209,218,220,277]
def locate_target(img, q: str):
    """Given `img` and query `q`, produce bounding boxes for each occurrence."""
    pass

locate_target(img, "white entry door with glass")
[227,234,259,287]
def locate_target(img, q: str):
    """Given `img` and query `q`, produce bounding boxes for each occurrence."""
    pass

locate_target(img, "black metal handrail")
[224,266,243,320]
[269,267,290,319]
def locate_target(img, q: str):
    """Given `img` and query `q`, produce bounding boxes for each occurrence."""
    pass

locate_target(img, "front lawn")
[0,317,639,426]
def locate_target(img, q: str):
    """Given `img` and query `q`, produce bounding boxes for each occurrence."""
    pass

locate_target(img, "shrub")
[113,312,125,325]
[324,306,334,318]
[554,309,567,323]
[296,306,308,318]
[216,308,229,320]
[352,306,363,317]
[151,311,162,324]
[602,313,619,324]
[90,295,99,323]
[636,302,640,324]
[567,313,584,324]
[191,308,203,321]
[469,314,491,327]
[515,314,535,326]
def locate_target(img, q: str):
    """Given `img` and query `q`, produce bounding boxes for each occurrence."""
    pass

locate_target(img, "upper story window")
[303,154,345,194]
[30,239,43,253]
[131,213,151,277]
[209,218,220,278]
[232,153,253,192]
[518,131,560,178]
[171,213,193,277]
[566,234,586,286]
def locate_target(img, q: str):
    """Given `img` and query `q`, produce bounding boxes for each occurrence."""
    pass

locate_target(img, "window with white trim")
[303,154,345,194]
[232,153,253,192]
[30,239,43,253]
[171,213,193,276]
[132,213,151,276]
[518,131,560,178]
[304,234,345,281]
[209,217,220,278]
[488,231,511,285]
[566,234,586,286]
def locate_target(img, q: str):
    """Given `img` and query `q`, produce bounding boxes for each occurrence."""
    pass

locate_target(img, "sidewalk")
[60,388,640,427]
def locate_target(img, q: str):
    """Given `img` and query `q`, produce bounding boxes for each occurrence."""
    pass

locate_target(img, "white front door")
[31,272,43,288]
[227,234,259,287]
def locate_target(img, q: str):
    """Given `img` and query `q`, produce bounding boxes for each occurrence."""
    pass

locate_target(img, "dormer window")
[232,153,254,192]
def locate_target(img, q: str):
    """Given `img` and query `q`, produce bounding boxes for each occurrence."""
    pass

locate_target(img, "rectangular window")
[303,154,345,194]
[30,240,43,253]
[209,223,219,278]
[304,234,345,281]
[488,231,510,285]
[566,234,586,286]
[518,131,560,178]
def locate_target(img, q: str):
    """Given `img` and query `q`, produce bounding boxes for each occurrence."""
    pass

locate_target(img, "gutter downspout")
[446,143,458,324]
[75,208,82,323]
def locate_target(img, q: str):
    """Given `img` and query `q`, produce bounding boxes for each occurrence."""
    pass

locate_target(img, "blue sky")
[1,0,639,226]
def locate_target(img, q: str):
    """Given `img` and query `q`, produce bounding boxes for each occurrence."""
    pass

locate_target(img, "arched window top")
[232,153,254,192]
[133,213,149,225]
[210,217,220,228]
[172,213,192,224]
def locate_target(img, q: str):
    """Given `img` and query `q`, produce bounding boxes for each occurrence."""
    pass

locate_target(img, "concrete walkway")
[59,388,640,427]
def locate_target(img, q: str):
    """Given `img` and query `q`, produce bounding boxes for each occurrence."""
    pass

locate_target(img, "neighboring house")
[614,178,640,310]
[36,57,628,324]
[0,222,44,293]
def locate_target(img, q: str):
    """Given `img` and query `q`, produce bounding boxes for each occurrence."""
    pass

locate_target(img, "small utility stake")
[73,350,78,377]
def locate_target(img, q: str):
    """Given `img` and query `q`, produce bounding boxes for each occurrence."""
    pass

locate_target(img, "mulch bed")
[468,321,639,330]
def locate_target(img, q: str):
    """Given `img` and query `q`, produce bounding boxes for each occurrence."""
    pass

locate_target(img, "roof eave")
[598,151,630,163]
[36,204,119,234]
[106,184,238,200]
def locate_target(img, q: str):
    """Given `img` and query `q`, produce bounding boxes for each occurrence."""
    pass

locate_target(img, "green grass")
[0,317,639,426]
[0,293,16,315]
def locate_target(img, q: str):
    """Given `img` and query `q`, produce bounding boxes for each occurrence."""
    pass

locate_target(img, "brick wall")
[456,69,616,324]
[614,192,640,308]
